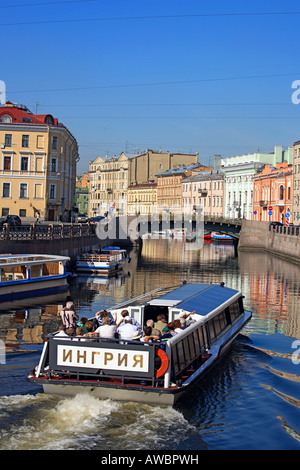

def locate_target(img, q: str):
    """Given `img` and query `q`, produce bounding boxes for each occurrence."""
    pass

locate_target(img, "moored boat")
[203,231,211,240]
[76,246,131,276]
[0,254,70,310]
[211,231,233,243]
[27,282,252,406]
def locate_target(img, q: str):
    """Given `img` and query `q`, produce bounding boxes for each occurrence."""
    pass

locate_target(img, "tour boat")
[0,254,70,310]
[211,231,233,242]
[27,282,252,406]
[76,246,131,276]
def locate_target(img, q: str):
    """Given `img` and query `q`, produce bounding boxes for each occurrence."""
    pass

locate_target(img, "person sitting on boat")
[93,310,116,330]
[154,314,167,333]
[60,302,79,336]
[116,309,142,333]
[117,316,139,340]
[94,317,117,339]
[178,310,200,326]
[54,324,71,339]
[76,316,89,334]
[83,320,95,337]
[72,327,88,342]
[138,326,162,343]
[161,322,177,340]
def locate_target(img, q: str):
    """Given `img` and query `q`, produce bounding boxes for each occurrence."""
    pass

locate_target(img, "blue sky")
[2,0,300,172]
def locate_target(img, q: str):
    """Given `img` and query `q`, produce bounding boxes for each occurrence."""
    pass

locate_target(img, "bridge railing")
[0,223,96,241]
[270,224,300,236]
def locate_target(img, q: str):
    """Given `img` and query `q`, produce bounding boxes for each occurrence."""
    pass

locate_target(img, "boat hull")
[0,275,69,309]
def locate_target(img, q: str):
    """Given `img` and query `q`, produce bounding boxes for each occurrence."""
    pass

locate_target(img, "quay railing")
[269,224,300,236]
[0,223,96,241]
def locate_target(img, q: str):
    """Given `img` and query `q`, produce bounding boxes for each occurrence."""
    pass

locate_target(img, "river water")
[0,238,300,451]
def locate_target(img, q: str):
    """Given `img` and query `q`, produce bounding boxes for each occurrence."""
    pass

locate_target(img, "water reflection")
[1,239,300,350]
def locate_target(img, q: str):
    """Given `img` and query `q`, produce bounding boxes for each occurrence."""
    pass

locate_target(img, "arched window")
[279,185,284,200]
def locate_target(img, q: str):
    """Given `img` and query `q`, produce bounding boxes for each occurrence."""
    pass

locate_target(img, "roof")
[148,283,240,316]
[0,102,62,126]
[156,164,199,177]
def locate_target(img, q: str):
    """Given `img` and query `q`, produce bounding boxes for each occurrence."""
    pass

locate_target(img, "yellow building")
[127,182,157,215]
[89,153,128,217]
[0,102,79,222]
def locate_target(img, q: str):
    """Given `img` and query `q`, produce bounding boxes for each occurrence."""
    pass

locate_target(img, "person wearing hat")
[60,301,79,336]
[116,309,142,333]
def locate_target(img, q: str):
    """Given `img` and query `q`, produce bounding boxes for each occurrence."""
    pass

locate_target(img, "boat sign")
[50,340,154,377]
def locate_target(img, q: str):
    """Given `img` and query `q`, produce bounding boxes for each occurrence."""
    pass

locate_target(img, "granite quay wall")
[238,219,300,264]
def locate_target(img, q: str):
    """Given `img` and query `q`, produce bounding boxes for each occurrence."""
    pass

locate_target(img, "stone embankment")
[238,219,300,264]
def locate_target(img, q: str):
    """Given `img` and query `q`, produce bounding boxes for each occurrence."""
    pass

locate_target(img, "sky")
[1,0,300,173]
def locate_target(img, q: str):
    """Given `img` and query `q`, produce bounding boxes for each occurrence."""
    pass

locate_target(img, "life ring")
[155,348,169,378]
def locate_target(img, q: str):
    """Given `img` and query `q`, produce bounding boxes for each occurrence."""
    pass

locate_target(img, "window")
[2,182,10,197]
[52,136,58,149]
[4,134,12,147]
[22,135,29,148]
[51,158,57,172]
[3,156,11,170]
[1,208,9,216]
[20,156,29,171]
[20,183,28,198]
[0,114,12,123]
[19,209,26,217]
[49,184,56,199]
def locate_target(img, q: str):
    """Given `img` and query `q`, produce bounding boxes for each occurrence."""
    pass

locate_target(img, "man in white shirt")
[54,324,71,339]
[117,316,138,340]
[94,317,116,339]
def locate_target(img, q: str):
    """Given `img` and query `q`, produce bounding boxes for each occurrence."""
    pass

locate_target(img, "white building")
[222,146,293,220]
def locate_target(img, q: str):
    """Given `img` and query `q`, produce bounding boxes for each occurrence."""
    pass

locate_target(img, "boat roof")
[147,283,240,316]
[0,254,70,268]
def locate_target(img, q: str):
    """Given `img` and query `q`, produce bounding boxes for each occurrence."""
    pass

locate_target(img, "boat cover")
[149,283,239,317]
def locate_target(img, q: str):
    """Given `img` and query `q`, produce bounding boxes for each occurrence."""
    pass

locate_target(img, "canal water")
[0,238,300,450]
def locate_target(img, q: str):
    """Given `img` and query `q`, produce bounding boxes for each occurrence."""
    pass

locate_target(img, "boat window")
[30,265,42,278]
[14,265,27,280]
[42,262,60,276]
[129,307,143,326]
[1,266,14,281]
[229,301,241,321]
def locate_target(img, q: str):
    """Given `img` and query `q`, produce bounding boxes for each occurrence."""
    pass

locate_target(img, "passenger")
[116,309,142,333]
[94,309,116,329]
[84,320,96,337]
[132,330,143,341]
[140,326,161,343]
[117,316,138,340]
[76,316,89,334]
[161,322,176,340]
[178,310,199,326]
[73,326,87,341]
[154,314,167,333]
[174,319,184,334]
[94,317,117,339]
[60,301,79,336]
[146,319,155,330]
[54,324,71,339]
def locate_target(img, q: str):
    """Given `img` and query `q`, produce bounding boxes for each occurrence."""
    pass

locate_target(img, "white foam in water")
[0,393,196,450]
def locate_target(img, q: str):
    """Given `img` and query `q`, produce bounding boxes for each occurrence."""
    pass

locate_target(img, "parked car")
[0,215,22,226]
[77,213,88,223]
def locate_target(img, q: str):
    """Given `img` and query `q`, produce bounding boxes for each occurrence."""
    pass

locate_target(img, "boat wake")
[0,393,198,450]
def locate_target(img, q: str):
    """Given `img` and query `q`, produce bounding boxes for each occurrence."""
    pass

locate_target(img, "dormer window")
[0,114,12,123]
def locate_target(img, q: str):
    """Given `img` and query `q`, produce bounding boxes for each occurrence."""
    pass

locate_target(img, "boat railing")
[78,254,119,262]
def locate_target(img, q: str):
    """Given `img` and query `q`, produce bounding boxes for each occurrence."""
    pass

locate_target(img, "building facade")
[252,162,293,223]
[127,182,157,215]
[222,146,293,220]
[182,169,224,218]
[293,140,300,223]
[88,153,128,217]
[128,149,199,186]
[0,102,79,222]
[156,164,204,212]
